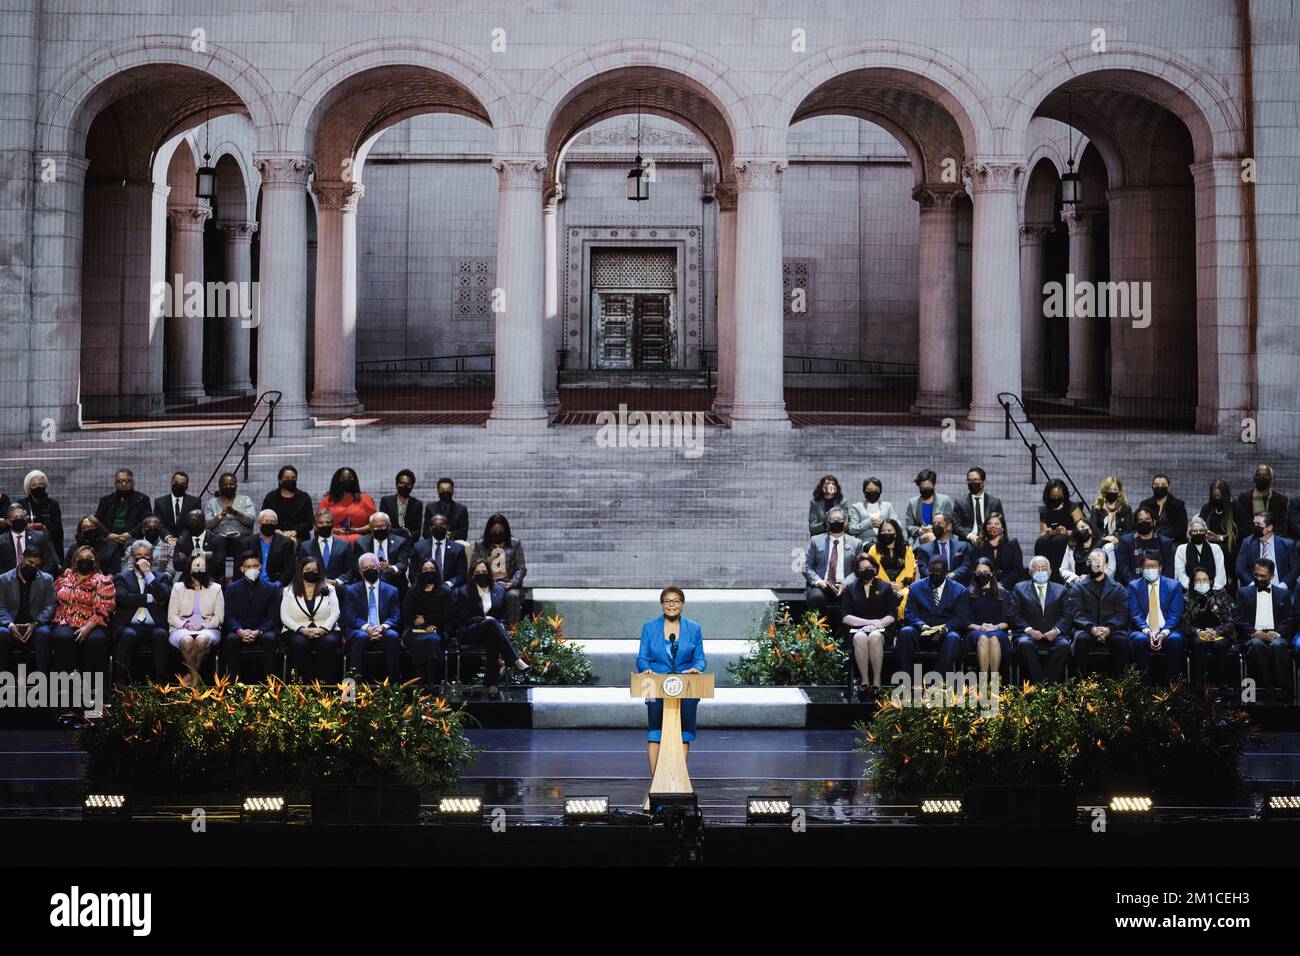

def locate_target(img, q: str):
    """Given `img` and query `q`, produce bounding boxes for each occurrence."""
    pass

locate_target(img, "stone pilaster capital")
[713,183,738,211]
[254,153,314,189]
[215,219,259,242]
[1061,206,1097,235]
[167,204,213,230]
[963,160,1026,194]
[543,182,565,210]
[732,158,787,192]
[1019,223,1054,245]
[491,157,547,190]
[912,183,965,211]
[312,180,365,212]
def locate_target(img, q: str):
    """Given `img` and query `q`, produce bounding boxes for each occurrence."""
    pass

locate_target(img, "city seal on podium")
[662,675,684,697]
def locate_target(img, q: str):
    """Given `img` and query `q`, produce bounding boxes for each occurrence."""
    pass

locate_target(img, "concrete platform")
[568,638,751,686]
[529,686,810,729]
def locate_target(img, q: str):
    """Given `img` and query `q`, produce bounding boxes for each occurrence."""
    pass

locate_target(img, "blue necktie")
[669,636,678,670]
[367,586,379,626]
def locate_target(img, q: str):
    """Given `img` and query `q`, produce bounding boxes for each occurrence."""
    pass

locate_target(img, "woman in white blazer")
[167,556,224,686]
[281,557,342,682]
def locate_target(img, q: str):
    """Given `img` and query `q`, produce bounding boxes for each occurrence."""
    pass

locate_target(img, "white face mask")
[1193,582,1211,595]
[244,568,260,582]
[1143,568,1160,583]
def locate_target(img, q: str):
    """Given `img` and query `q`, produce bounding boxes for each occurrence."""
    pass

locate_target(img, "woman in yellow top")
[865,518,917,616]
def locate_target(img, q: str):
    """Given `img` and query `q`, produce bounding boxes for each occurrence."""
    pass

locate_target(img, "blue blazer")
[341,580,401,634]
[637,616,706,674]
[1126,576,1184,634]
[299,535,356,585]
[223,577,282,634]
[916,538,970,579]
[1235,535,1298,590]
[903,578,968,632]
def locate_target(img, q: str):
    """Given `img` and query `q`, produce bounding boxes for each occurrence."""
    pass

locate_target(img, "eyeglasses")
[661,599,683,607]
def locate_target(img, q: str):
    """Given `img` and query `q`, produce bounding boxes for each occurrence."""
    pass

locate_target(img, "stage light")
[1108,795,1154,813]
[438,795,485,824]
[241,795,287,822]
[919,798,962,815]
[746,796,793,823]
[564,795,610,823]
[83,793,128,817]
[1262,794,1300,820]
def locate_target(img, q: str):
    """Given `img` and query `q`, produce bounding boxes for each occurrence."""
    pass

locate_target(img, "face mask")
[75,558,95,573]
[1143,568,1160,583]
[220,486,237,498]
[1073,529,1089,544]
[1189,533,1206,545]
[28,486,46,500]
[1255,579,1271,591]
[187,523,204,537]
[1152,487,1168,500]
[397,484,414,496]
[1104,491,1119,503]
[420,571,439,585]
[261,524,277,537]
[1090,564,1106,577]
[473,573,492,587]
[302,571,321,584]
[857,567,875,581]
[932,525,947,539]
[919,487,934,500]
[317,526,332,539]
[192,572,209,586]
[929,570,946,585]
[81,527,100,541]
[986,527,1001,539]
[1049,497,1064,507]
[1193,582,1211,595]
[19,564,37,581]
[827,520,846,534]
[974,572,992,585]
[1135,521,1153,535]
[864,490,881,503]
[823,487,838,499]
[1255,476,1271,491]
[967,482,982,494]
[244,568,260,582]
[372,529,389,541]
[1254,527,1267,538]
[439,491,453,503]
[10,518,26,534]
[361,568,380,584]
[117,487,131,498]
[431,527,447,541]
[1032,570,1050,585]
[878,534,895,546]
[489,529,506,542]
[143,528,160,543]
[171,483,187,498]
[281,479,298,493]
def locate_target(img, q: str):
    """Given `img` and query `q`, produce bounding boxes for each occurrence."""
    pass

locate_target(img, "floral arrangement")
[509,605,594,685]
[729,604,848,686]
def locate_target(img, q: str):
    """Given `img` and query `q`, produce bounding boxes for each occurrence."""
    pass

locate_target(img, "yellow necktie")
[1148,582,1164,631]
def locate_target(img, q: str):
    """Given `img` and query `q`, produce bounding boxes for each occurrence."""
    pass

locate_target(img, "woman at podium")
[637,586,706,773]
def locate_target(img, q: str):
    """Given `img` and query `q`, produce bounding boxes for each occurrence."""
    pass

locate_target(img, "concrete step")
[535,587,777,638]
[529,686,810,728]
[568,638,752,687]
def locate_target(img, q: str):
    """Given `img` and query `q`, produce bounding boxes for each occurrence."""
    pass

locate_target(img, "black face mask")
[974,572,993,585]
[361,568,380,584]
[1254,527,1267,538]
[1152,487,1169,500]
[430,527,447,541]
[1049,497,1064,507]
[1073,529,1090,544]
[117,487,132,499]
[1189,533,1207,545]
[864,491,881,503]
[1104,491,1119,503]
[219,486,237,498]
[372,529,389,541]
[827,520,846,534]
[10,518,26,534]
[857,567,876,581]
[281,479,298,493]
[397,484,414,496]
[1091,567,1107,579]
[171,483,187,498]
[1135,521,1153,535]
[317,527,332,539]
[419,571,440,585]
[1255,580,1271,592]
[919,487,934,500]
[878,534,895,546]
[75,558,95,574]
[187,524,205,537]
[80,528,100,542]
[1255,477,1271,492]
[143,528,160,543]
[967,482,982,494]
[18,564,37,582]
[928,571,946,585]
[438,491,453,503]
[27,486,46,501]
[192,572,210,586]
[489,530,506,544]
[261,524,277,537]
[473,573,492,587]
[302,571,321,584]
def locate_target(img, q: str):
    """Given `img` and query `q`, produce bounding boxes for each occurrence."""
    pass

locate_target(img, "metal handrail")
[200,390,281,497]
[356,352,496,375]
[996,391,1086,503]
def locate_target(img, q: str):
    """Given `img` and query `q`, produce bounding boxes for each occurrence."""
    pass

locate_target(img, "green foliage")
[78,675,476,795]
[729,603,848,686]
[510,605,594,685]
[856,672,1251,798]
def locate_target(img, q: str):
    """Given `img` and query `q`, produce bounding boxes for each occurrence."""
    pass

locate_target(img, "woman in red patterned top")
[317,467,377,544]
[51,544,116,688]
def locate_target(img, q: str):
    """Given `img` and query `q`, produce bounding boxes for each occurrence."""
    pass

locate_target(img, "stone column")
[488,157,548,429]
[147,183,171,414]
[310,180,363,415]
[911,185,964,417]
[730,159,790,428]
[253,153,314,424]
[164,203,211,403]
[1019,223,1052,396]
[964,160,1025,425]
[214,219,258,394]
[29,152,89,435]
[542,183,563,416]
[116,181,157,417]
[712,183,737,417]
[1062,206,1102,404]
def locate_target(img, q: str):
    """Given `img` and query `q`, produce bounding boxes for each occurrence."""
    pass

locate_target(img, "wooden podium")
[630,671,715,795]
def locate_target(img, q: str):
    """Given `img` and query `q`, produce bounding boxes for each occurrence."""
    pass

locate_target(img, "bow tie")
[1258,585,1271,593]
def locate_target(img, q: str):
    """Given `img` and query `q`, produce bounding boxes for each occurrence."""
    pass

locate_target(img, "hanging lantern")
[626,91,649,202]
[1059,91,1082,208]
[195,90,216,201]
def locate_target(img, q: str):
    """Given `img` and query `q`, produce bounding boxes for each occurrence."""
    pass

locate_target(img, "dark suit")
[341,579,402,678]
[152,493,202,539]
[1235,535,1298,590]
[453,581,524,681]
[172,530,228,578]
[110,568,172,681]
[1238,490,1289,534]
[0,568,56,675]
[94,490,153,539]
[915,537,970,579]
[1067,575,1132,676]
[0,530,61,575]
[897,577,966,676]
[952,492,1006,540]
[354,532,412,594]
[412,536,467,590]
[425,499,469,542]
[1126,575,1186,683]
[235,532,298,587]
[298,535,356,585]
[380,494,426,542]
[1009,579,1071,683]
[1233,582,1295,695]
[957,539,1024,589]
[1114,532,1175,585]
[1139,494,1190,544]
[221,577,283,680]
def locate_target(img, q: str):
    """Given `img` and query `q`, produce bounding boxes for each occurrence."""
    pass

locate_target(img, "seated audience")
[282,557,341,682]
[1114,506,1175,584]
[866,518,915,614]
[1184,566,1235,688]
[318,467,376,544]
[1068,548,1132,676]
[423,477,469,542]
[172,509,227,580]
[69,515,124,577]
[262,465,314,544]
[167,556,223,687]
[455,558,531,697]
[403,560,457,688]
[1127,552,1186,684]
[342,553,402,681]
[1089,476,1133,548]
[94,468,151,545]
[412,513,466,590]
[1240,465,1289,533]
[1139,473,1189,544]
[222,552,283,681]
[1235,511,1297,590]
[953,466,1006,544]
[1011,555,1071,684]
[1234,558,1295,700]
[840,551,899,696]
[960,513,1023,589]
[1058,518,1113,584]
[299,510,355,587]
[1035,479,1083,582]
[51,546,116,690]
[470,513,528,627]
[111,539,171,682]
[801,506,860,623]
[896,557,966,678]
[205,472,256,541]
[153,471,200,542]
[904,469,956,547]
[808,474,845,537]
[0,544,56,677]
[355,512,411,596]
[140,515,174,573]
[0,503,60,574]
[380,469,425,542]
[1176,515,1227,590]
[1200,479,1247,566]
[16,469,63,556]
[242,509,296,587]
[846,476,898,546]
[964,556,1012,681]
[915,512,968,581]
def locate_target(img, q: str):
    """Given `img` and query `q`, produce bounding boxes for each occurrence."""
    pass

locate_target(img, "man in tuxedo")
[915,513,969,580]
[173,509,227,579]
[354,512,412,597]
[0,544,57,677]
[241,510,297,587]
[1127,552,1186,683]
[953,466,1006,544]
[380,469,425,542]
[0,504,61,574]
[299,510,355,587]
[897,557,966,677]
[412,513,467,590]
[801,506,862,625]
[152,471,201,542]
[424,477,469,542]
[222,552,283,681]
[94,468,153,544]
[1138,474,1189,544]
[1234,558,1295,700]
[111,539,172,682]
[1068,548,1133,676]
[1235,512,1298,589]
[1010,556,1071,683]
[342,553,402,680]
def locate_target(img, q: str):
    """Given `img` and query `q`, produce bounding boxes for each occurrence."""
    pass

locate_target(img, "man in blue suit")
[1233,558,1296,700]
[342,552,402,680]
[1114,507,1175,584]
[222,551,283,681]
[1127,552,1185,683]
[111,539,172,682]
[915,513,969,581]
[1235,512,1298,590]
[896,557,966,678]
[299,510,355,587]
[411,514,466,590]
[1010,556,1071,683]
